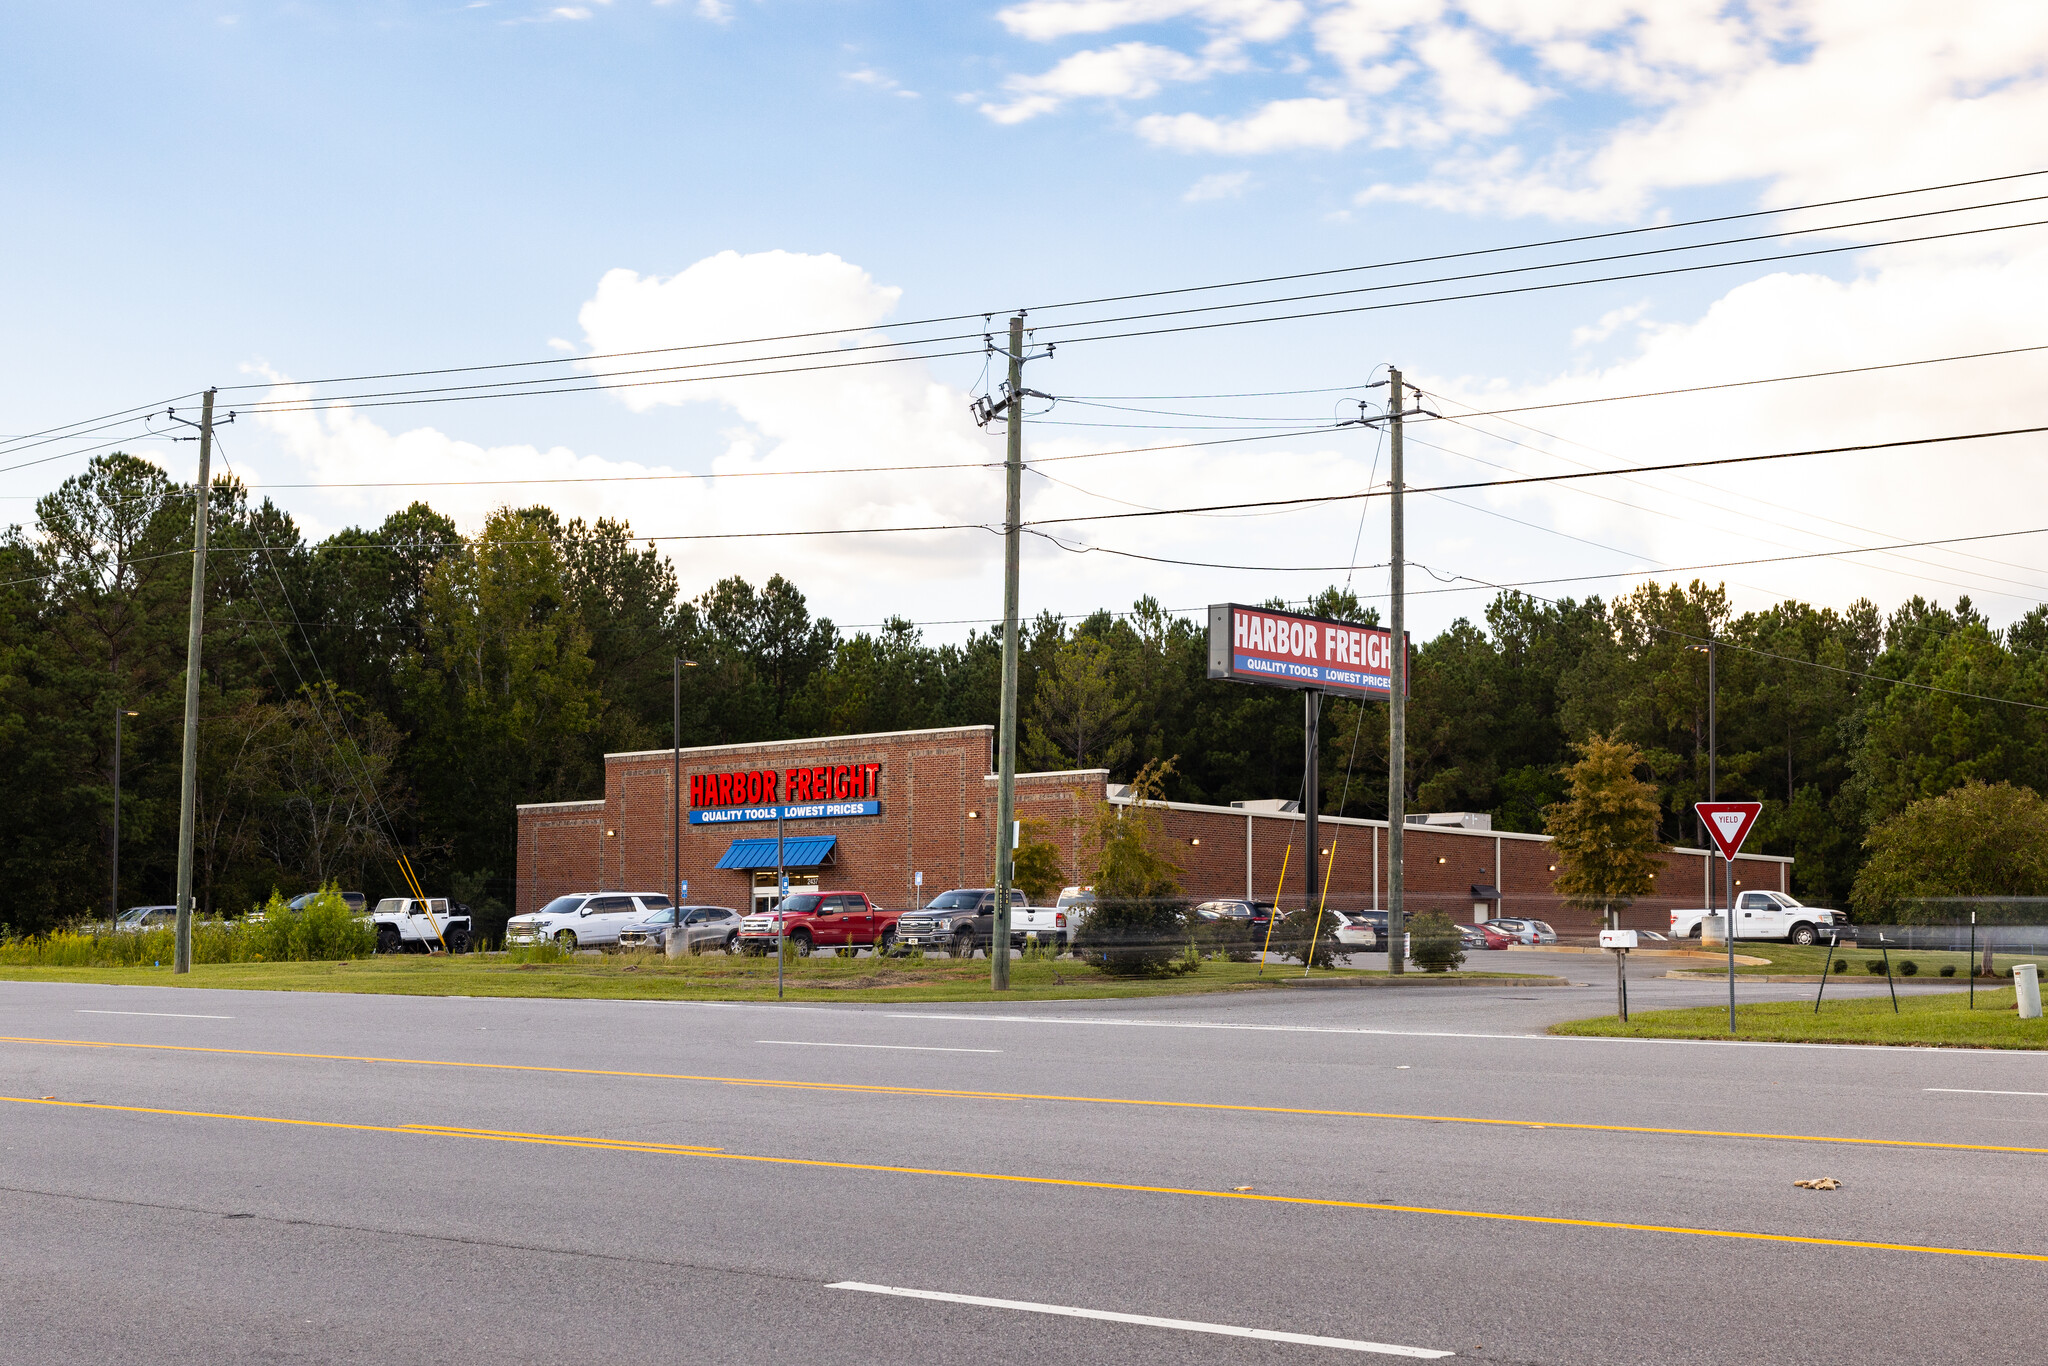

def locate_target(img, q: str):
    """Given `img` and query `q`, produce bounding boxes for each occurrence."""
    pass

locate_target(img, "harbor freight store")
[514,723,1791,935]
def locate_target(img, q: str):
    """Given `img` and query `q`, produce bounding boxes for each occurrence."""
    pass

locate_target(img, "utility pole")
[1304,690,1322,920]
[993,314,1024,991]
[172,388,215,974]
[673,657,683,912]
[1708,637,1731,1027]
[1386,367,1407,975]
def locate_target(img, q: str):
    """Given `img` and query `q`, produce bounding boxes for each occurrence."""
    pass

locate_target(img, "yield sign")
[1695,802,1763,861]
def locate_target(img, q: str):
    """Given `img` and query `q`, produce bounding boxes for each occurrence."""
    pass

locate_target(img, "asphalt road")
[3,967,2043,1365]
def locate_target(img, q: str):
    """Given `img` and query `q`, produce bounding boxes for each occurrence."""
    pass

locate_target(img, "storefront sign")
[690,800,880,825]
[1206,603,1409,698]
[689,762,883,822]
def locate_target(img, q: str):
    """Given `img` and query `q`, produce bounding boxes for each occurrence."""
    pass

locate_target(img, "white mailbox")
[1598,929,1639,949]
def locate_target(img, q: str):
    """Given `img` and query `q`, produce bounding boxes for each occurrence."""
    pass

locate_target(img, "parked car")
[1487,918,1558,945]
[370,897,473,953]
[503,892,671,950]
[895,888,1071,955]
[737,891,898,955]
[1670,891,1846,946]
[113,905,178,932]
[617,904,743,954]
[287,890,366,914]
[1054,885,1096,934]
[1456,922,1513,950]
[1190,899,1279,950]
[1336,909,1390,951]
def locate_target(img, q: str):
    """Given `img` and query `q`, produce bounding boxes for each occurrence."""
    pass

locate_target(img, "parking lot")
[3,969,2041,1365]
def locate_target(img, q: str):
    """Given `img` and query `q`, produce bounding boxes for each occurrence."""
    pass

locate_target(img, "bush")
[1074,897,1196,977]
[1409,912,1465,974]
[1833,959,1850,974]
[1867,960,1887,975]
[1264,909,1341,970]
[1899,959,1919,977]
[247,886,376,962]
[1940,964,1957,977]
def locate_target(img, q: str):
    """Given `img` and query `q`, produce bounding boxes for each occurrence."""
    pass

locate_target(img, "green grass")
[1552,985,2048,1048]
[0,952,1553,1003]
[1680,943,2048,979]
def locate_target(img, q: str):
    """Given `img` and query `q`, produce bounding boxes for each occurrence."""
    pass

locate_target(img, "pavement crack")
[0,1182,823,1287]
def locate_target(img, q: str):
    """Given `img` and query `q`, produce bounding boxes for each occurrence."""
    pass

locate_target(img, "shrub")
[1264,908,1341,969]
[1075,896,1196,977]
[1409,912,1466,974]
[1867,960,1886,975]
[1833,959,1850,974]
[1940,964,1957,977]
[248,886,376,962]
[1899,959,1919,977]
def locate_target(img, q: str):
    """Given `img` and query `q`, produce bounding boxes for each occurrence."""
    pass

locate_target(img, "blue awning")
[714,835,838,870]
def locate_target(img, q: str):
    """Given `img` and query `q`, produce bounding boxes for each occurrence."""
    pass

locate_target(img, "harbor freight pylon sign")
[1207,603,1410,698]
[1695,801,1763,861]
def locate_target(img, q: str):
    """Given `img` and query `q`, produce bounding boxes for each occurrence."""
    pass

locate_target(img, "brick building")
[515,722,1789,935]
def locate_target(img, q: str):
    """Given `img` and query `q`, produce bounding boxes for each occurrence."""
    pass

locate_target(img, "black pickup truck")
[893,888,1068,954]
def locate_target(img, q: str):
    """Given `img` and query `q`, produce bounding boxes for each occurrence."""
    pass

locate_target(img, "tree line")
[4,451,2045,935]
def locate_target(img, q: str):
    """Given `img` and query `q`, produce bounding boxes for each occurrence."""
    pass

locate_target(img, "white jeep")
[371,897,471,954]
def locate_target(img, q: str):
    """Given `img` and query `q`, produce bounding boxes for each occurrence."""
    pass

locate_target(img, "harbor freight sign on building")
[1206,603,1410,697]
[688,762,884,824]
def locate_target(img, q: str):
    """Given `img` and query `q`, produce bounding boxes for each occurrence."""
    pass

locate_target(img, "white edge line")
[1925,1088,2048,1097]
[75,1010,234,1020]
[758,1040,1001,1054]
[826,1282,1451,1358]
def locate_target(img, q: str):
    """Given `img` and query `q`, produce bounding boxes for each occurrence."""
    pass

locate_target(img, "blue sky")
[9,1,2048,638]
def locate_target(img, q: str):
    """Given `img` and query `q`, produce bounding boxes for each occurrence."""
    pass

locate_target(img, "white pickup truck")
[1670,890,1849,946]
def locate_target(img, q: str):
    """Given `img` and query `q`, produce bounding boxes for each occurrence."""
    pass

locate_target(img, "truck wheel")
[953,929,976,959]
[376,925,399,954]
[554,929,578,950]
[876,927,898,957]
[1789,923,1817,946]
[786,931,812,956]
[1687,924,1702,940]
[445,926,470,954]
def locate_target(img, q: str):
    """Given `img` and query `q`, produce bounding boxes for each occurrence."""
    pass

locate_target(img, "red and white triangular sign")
[1695,801,1763,861]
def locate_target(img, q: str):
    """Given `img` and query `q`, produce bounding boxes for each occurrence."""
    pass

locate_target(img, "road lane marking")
[758,1040,1001,1053]
[826,1282,1450,1358]
[1926,1088,2048,1097]
[9,1093,2047,1266]
[5,1034,2043,1157]
[75,1010,233,1020]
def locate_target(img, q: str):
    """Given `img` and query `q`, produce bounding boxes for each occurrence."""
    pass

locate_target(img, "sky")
[7,0,2048,643]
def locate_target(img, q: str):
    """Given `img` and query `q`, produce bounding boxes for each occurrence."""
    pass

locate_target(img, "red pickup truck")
[736,891,900,955]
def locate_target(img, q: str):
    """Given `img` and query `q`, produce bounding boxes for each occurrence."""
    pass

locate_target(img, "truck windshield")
[926,892,982,910]
[780,894,823,915]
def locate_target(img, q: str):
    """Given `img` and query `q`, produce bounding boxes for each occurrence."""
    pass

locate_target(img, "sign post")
[1599,929,1637,1021]
[1695,801,1763,1034]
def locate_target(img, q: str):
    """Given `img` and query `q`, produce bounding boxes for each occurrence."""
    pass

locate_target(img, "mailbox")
[1598,929,1639,949]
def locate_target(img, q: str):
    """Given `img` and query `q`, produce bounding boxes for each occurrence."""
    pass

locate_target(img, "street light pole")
[112,705,136,923]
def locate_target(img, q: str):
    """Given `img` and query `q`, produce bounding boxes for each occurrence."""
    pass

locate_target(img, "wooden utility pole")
[993,314,1024,991]
[1386,368,1407,975]
[172,389,215,974]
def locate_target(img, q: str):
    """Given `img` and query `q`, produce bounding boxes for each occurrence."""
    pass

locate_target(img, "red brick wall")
[517,727,1794,936]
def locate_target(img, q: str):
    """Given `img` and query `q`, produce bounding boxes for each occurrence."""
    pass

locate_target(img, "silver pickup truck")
[894,888,1072,955]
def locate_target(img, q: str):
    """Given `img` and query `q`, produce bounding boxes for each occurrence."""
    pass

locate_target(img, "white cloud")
[1138,97,1365,153]
[981,41,1214,122]
[1183,169,1251,200]
[1569,301,1650,347]
[694,0,732,19]
[845,67,919,97]
[996,0,1304,44]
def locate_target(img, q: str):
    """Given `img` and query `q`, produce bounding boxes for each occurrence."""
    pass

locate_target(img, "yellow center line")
[7,1093,2044,1265]
[3,1032,2040,1157]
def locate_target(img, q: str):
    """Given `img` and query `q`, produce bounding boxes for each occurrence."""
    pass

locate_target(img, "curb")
[1280,974,1574,989]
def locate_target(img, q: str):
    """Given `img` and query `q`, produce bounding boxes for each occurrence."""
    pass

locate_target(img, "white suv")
[506,892,674,949]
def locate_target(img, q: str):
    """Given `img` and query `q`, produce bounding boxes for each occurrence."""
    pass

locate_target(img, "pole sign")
[1695,802,1763,860]
[1207,604,1409,698]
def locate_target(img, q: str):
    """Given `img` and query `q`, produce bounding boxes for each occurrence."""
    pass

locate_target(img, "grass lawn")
[1552,984,2048,1049]
[0,952,1549,1003]
[1685,943,2048,980]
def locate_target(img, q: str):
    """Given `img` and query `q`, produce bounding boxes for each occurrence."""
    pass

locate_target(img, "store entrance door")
[753,869,820,913]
